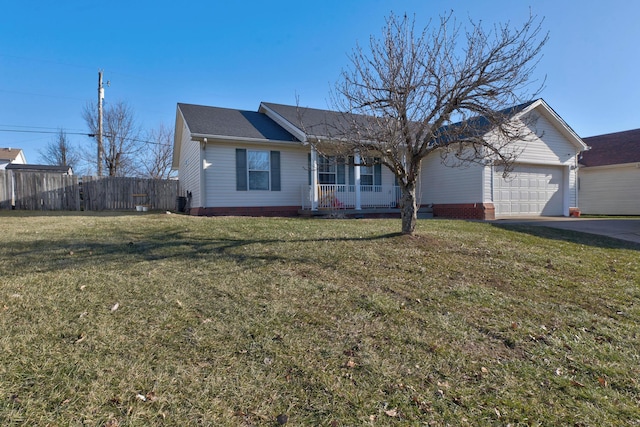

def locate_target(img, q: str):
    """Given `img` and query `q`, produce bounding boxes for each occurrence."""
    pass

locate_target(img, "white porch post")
[354,151,361,210]
[311,145,319,211]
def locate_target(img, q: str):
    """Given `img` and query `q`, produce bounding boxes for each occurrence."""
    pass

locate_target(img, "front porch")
[300,184,402,210]
[299,183,434,218]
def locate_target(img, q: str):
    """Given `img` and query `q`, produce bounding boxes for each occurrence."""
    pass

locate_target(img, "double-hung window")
[236,149,281,191]
[360,163,374,187]
[247,150,270,190]
[318,155,337,184]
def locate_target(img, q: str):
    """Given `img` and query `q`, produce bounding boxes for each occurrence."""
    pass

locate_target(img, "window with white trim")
[247,150,270,190]
[318,155,337,184]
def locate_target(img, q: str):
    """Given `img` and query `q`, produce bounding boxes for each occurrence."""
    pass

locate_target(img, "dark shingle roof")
[263,100,541,143]
[178,103,298,142]
[261,102,376,139]
[580,128,640,167]
[6,164,71,173]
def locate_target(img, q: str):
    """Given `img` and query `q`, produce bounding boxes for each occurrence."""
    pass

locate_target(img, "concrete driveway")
[490,217,640,245]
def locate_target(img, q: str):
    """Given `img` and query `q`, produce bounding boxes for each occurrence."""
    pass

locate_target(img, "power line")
[0,129,91,136]
[0,128,170,146]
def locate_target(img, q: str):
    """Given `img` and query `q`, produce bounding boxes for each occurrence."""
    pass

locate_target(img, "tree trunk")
[400,184,418,235]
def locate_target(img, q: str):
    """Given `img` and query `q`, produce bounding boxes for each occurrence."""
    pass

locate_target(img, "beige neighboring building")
[579,129,640,215]
[0,148,27,169]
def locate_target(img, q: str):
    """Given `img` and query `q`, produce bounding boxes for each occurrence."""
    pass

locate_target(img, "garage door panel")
[494,165,563,217]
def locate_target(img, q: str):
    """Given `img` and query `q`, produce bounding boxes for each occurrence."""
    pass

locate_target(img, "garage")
[493,164,564,217]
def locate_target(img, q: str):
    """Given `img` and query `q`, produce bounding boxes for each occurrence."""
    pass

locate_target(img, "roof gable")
[580,128,640,167]
[260,102,375,141]
[0,148,26,162]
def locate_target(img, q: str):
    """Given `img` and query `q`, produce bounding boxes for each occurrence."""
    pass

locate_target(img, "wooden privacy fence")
[13,172,81,210]
[82,176,178,211]
[0,171,178,211]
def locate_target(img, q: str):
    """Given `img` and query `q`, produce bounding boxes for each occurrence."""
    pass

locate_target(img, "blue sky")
[1,0,639,163]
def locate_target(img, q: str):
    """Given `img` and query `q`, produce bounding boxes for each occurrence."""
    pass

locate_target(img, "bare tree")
[331,12,548,234]
[38,129,80,170]
[83,100,142,176]
[138,123,176,179]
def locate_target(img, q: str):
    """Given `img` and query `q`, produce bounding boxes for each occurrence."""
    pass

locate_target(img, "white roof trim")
[259,103,308,143]
[190,133,303,146]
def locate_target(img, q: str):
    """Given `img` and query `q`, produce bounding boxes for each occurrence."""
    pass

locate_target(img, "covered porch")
[300,145,403,211]
[300,184,401,210]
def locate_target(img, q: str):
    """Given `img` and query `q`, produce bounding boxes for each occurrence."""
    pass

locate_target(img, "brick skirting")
[432,203,495,220]
[190,206,300,217]
[190,204,494,220]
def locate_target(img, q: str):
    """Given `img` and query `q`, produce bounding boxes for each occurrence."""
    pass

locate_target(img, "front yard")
[0,213,638,425]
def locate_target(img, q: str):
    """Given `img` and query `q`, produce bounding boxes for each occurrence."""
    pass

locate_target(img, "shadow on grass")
[492,223,640,251]
[3,230,405,274]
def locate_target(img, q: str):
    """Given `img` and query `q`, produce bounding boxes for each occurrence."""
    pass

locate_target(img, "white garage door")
[494,165,564,217]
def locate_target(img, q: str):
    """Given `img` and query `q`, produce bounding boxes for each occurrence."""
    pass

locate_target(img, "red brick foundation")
[432,203,495,220]
[190,206,300,217]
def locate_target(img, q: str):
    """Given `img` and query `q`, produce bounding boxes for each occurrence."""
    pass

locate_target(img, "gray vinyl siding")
[508,112,580,166]
[177,122,202,207]
[203,142,308,207]
[201,142,398,208]
[420,153,485,204]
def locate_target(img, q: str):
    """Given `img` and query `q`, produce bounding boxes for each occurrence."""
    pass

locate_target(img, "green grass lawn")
[0,212,638,426]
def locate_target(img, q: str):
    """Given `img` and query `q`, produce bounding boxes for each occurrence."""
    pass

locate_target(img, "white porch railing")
[301,184,402,210]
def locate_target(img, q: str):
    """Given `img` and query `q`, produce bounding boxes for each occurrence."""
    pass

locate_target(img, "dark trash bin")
[176,196,187,213]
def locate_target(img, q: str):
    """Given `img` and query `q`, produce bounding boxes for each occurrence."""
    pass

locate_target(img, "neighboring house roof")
[178,103,298,142]
[580,128,640,167]
[0,147,26,163]
[6,163,72,174]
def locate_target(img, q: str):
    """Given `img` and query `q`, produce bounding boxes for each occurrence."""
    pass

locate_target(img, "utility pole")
[97,70,104,176]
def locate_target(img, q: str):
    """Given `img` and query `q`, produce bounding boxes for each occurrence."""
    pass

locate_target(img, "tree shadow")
[3,230,405,275]
[491,223,640,251]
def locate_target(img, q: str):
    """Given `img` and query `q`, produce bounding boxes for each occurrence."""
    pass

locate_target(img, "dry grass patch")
[0,212,638,426]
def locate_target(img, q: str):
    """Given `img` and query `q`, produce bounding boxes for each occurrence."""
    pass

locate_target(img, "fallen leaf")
[481,367,489,374]
[145,391,157,401]
[598,377,608,387]
[110,303,119,312]
[345,359,356,368]
[571,380,585,388]
[74,332,86,344]
[384,408,398,417]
